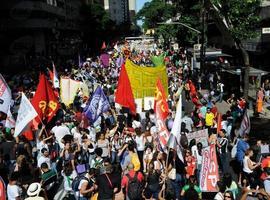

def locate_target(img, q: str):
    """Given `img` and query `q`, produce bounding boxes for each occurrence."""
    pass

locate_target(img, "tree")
[205,0,262,98]
[136,0,202,47]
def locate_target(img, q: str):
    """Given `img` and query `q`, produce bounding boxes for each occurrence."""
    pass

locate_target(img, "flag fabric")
[101,41,106,50]
[83,86,110,123]
[5,107,15,129]
[154,79,169,120]
[200,144,219,192]
[0,176,6,200]
[100,53,110,67]
[239,110,251,137]
[0,74,12,114]
[31,74,60,123]
[151,54,164,67]
[167,94,184,162]
[78,53,83,67]
[52,62,60,88]
[14,93,38,137]
[124,59,168,98]
[216,113,222,133]
[154,79,170,152]
[115,64,136,114]
[60,78,81,107]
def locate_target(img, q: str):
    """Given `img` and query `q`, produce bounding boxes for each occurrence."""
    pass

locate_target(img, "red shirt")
[121,170,144,193]
[260,157,270,180]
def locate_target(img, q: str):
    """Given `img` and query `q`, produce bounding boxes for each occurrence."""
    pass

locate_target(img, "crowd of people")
[0,43,270,200]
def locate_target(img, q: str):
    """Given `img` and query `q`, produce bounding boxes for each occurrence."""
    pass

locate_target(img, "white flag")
[0,74,12,114]
[14,93,38,137]
[52,62,60,88]
[5,107,15,129]
[167,94,184,162]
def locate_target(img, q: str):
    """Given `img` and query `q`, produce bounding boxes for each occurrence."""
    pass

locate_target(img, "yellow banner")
[125,59,168,98]
[60,78,80,107]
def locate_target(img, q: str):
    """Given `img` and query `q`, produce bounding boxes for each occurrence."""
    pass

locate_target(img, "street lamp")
[157,20,201,44]
[157,20,202,70]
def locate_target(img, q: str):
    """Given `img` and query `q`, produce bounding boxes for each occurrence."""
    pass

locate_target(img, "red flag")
[115,64,136,114]
[154,78,169,120]
[31,74,60,123]
[101,41,106,50]
[216,113,222,133]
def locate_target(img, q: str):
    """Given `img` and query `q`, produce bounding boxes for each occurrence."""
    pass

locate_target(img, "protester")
[1,42,266,200]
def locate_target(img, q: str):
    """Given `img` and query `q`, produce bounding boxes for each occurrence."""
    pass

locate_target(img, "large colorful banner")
[0,74,12,114]
[186,129,209,147]
[125,59,168,98]
[200,144,219,192]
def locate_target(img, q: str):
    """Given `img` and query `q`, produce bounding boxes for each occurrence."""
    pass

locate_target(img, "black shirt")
[96,173,116,200]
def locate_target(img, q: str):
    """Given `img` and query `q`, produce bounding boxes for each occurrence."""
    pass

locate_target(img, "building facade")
[104,0,136,25]
[0,0,83,69]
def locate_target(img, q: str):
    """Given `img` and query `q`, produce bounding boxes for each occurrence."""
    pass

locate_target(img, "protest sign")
[186,129,208,147]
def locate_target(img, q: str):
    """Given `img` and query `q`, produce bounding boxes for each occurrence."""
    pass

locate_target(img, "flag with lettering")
[154,78,170,151]
[200,144,219,191]
[31,74,60,123]
[83,86,110,123]
[0,74,12,114]
[154,78,169,120]
[14,93,38,137]
[5,107,15,129]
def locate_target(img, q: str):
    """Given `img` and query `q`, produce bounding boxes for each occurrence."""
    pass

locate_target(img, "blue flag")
[84,86,110,123]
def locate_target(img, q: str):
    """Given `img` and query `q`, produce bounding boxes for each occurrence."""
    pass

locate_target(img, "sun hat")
[27,182,42,196]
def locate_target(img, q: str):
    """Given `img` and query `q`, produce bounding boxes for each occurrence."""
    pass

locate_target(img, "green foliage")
[210,0,262,41]
[136,0,201,46]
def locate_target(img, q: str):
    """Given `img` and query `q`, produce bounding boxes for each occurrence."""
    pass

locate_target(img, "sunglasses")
[224,195,232,198]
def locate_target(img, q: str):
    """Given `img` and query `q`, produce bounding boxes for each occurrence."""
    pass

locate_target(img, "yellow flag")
[125,59,168,98]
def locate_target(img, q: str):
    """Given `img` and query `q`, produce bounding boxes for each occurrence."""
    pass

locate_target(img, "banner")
[144,97,154,111]
[186,129,209,147]
[0,74,12,114]
[200,144,219,192]
[135,98,143,113]
[15,93,38,137]
[154,79,170,151]
[60,78,81,107]
[125,59,168,98]
[84,86,110,123]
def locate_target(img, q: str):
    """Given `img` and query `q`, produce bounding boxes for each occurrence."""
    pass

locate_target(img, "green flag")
[151,54,164,67]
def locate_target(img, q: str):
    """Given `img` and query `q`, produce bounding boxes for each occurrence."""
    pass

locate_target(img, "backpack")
[127,172,143,200]
[71,174,89,192]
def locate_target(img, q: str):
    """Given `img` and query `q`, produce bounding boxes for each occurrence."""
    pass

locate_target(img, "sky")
[136,0,151,12]
[136,0,151,25]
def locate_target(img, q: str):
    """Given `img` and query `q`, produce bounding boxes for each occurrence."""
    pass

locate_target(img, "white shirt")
[135,135,145,151]
[37,155,51,169]
[243,156,253,174]
[51,125,71,149]
[191,145,202,165]
[7,184,22,200]
[182,116,194,132]
[71,127,82,144]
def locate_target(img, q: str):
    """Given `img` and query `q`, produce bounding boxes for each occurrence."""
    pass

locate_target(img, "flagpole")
[35,114,49,137]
